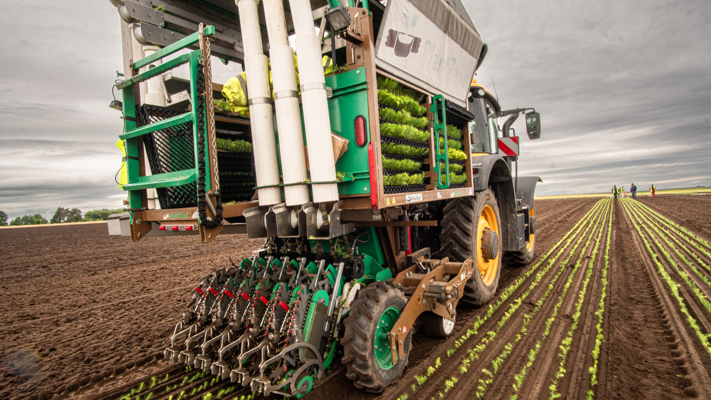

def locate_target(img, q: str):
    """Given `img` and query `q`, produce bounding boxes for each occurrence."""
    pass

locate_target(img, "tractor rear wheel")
[341,282,412,393]
[440,188,502,307]
[504,206,536,267]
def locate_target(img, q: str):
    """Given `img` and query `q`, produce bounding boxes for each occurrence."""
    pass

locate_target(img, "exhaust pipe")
[288,0,339,203]
[262,0,310,206]
[236,0,282,206]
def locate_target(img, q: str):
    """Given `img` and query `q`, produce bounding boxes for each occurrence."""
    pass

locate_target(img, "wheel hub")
[374,306,401,370]
[481,228,499,260]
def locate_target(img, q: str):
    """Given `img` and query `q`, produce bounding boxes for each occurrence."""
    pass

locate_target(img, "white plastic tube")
[139,45,164,210]
[141,45,167,107]
[236,0,282,206]
[263,0,310,206]
[287,0,339,203]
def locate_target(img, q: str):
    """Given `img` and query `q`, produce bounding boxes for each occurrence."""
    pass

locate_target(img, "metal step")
[122,170,197,191]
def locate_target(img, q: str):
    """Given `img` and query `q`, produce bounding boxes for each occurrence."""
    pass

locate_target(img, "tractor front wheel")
[341,282,412,393]
[440,188,502,307]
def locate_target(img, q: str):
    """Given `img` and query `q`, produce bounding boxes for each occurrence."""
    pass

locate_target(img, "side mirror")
[525,111,541,140]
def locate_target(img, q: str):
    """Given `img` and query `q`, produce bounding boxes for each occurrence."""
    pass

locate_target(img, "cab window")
[468,98,490,153]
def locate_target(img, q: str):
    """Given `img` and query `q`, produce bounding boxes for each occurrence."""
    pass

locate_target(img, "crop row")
[397,200,608,400]
[491,200,610,400]
[548,199,611,399]
[116,366,251,400]
[623,200,711,314]
[587,199,614,399]
[620,199,711,358]
[634,201,711,258]
[448,200,608,399]
[509,200,610,399]
[629,202,711,269]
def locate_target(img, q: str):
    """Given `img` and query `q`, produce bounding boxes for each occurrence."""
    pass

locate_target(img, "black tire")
[504,205,536,267]
[341,282,412,393]
[440,188,502,307]
[421,312,455,339]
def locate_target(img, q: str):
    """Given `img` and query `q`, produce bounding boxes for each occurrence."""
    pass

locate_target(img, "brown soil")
[605,201,686,399]
[0,223,262,400]
[639,195,711,240]
[1,196,705,400]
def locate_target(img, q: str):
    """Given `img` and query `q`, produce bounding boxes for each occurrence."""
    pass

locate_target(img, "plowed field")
[1,196,710,400]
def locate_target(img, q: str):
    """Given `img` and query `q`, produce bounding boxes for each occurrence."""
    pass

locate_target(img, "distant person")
[651,184,656,198]
[613,185,618,199]
[621,186,626,198]
[631,183,637,200]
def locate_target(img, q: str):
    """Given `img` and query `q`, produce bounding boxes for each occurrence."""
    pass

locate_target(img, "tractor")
[107,0,542,396]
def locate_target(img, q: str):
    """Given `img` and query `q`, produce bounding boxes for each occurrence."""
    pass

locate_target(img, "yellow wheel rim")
[526,207,535,252]
[477,204,500,286]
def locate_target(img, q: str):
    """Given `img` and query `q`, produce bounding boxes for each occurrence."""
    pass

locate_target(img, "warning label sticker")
[406,193,423,203]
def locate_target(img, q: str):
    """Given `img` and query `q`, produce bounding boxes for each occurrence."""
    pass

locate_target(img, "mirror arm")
[498,107,535,118]
[501,114,519,138]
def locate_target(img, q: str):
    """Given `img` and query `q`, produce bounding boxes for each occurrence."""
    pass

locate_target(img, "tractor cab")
[467,80,541,159]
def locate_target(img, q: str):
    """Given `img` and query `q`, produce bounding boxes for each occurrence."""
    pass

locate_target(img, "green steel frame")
[119,27,215,224]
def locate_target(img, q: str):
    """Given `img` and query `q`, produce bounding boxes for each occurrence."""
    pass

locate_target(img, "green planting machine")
[107,0,542,396]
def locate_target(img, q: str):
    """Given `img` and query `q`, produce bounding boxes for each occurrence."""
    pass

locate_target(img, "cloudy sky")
[1,0,710,220]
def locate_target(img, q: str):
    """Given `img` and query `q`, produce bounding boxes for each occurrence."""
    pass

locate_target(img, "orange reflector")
[355,116,366,147]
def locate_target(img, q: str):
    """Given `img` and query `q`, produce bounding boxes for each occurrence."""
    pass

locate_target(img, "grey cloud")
[1,0,710,219]
[465,0,711,196]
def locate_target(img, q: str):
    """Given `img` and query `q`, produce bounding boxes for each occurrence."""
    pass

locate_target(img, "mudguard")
[471,154,512,192]
[516,177,542,210]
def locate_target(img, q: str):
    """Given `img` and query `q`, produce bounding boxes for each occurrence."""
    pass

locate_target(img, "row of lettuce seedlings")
[547,199,611,399]
[633,201,711,258]
[621,199,711,359]
[395,199,607,400]
[118,366,250,400]
[587,199,613,399]
[458,200,607,399]
[627,201,711,314]
[377,77,467,192]
[491,200,608,399]
[631,201,711,273]
[511,200,609,398]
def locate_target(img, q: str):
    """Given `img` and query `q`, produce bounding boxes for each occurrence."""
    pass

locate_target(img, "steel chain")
[199,24,220,191]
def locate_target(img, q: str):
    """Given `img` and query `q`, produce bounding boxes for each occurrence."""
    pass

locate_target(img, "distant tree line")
[0,208,124,226]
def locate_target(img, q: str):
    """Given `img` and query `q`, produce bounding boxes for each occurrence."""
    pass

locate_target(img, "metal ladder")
[117,26,216,214]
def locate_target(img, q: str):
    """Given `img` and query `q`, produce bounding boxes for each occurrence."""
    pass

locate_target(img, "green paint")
[374,306,401,369]
[118,54,191,90]
[121,170,197,191]
[304,290,329,342]
[168,212,191,220]
[324,67,371,196]
[120,111,193,140]
[431,94,450,189]
[133,26,214,69]
[295,375,313,399]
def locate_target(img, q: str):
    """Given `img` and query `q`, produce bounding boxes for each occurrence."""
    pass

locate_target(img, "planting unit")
[107,0,542,397]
